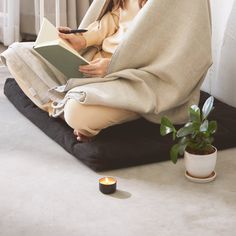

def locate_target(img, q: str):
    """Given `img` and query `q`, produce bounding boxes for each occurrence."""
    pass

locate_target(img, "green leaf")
[160,117,176,136]
[204,136,214,145]
[178,137,190,155]
[202,96,214,120]
[179,137,189,155]
[189,105,201,122]
[172,131,177,141]
[170,144,179,164]
[179,136,189,144]
[200,120,209,132]
[208,120,217,134]
[186,121,200,132]
[176,124,195,138]
[179,143,188,156]
[184,122,193,127]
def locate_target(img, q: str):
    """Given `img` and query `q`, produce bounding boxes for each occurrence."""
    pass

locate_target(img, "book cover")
[33,18,89,79]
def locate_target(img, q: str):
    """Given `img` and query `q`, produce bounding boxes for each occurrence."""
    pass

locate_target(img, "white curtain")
[33,0,90,35]
[202,0,236,107]
[212,0,236,107]
[0,0,90,45]
[0,0,20,46]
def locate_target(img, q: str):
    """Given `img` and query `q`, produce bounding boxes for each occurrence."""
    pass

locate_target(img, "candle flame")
[99,177,116,185]
[105,177,109,183]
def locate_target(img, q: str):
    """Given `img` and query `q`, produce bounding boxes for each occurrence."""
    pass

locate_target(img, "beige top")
[82,0,140,57]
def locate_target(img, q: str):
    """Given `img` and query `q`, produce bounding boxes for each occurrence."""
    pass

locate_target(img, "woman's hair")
[107,0,147,12]
[114,0,147,9]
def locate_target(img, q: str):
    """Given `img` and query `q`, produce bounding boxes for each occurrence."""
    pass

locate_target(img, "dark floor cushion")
[4,78,236,171]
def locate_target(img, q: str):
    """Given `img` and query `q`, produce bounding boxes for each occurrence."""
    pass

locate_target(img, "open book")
[33,17,89,79]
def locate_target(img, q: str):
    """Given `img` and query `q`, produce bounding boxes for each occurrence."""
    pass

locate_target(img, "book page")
[34,17,90,65]
[34,18,59,46]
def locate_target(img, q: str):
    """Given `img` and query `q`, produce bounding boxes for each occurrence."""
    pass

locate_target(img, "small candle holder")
[99,177,117,194]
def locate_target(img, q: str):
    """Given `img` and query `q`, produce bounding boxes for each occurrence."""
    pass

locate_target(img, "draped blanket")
[1,0,212,124]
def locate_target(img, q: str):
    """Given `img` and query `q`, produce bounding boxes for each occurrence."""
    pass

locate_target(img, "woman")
[2,0,212,144]
[58,0,148,142]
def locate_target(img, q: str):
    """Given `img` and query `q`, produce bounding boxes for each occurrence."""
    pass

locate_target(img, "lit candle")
[99,177,117,194]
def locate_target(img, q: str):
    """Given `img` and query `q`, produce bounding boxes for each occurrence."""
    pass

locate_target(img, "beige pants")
[63,99,139,137]
[8,62,139,137]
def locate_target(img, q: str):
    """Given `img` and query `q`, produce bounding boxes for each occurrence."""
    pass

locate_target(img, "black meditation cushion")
[4,78,236,171]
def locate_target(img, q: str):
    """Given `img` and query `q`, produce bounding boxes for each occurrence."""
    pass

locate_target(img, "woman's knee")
[64,99,84,129]
[64,99,98,136]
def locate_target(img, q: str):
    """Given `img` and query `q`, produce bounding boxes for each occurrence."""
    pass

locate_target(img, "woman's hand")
[58,26,86,52]
[79,58,111,78]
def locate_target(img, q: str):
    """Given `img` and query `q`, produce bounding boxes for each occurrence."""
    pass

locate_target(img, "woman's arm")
[58,8,119,51]
[81,8,119,48]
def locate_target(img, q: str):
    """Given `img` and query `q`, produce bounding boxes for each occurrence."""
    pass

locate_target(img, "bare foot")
[73,130,92,143]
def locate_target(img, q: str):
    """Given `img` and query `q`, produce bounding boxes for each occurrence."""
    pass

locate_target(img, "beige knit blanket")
[1,0,212,124]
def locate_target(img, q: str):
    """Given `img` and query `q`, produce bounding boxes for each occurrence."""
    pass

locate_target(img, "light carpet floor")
[0,48,236,236]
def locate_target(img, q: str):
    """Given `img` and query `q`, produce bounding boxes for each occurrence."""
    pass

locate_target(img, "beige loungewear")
[63,0,140,136]
[13,0,141,137]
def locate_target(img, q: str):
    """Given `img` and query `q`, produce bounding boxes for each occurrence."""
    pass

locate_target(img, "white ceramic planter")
[184,146,217,178]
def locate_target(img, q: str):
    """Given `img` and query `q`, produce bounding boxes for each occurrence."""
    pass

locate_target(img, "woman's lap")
[5,43,139,137]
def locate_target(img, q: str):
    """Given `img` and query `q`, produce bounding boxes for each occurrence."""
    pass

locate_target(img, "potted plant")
[160,96,218,181]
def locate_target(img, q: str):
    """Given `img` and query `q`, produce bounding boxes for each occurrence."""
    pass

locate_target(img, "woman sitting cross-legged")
[2,0,212,144]
[58,0,148,142]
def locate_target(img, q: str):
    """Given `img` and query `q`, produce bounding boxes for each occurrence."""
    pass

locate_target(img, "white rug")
[0,61,236,236]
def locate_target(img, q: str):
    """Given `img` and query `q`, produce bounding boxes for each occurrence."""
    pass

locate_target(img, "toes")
[73,130,92,143]
[76,133,92,143]
[76,136,83,142]
[73,130,78,136]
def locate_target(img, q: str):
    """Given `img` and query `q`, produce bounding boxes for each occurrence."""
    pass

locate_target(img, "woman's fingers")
[79,64,99,72]
[58,33,86,52]
[58,32,73,39]
[79,59,102,71]
[57,26,71,33]
[79,58,110,78]
[89,59,101,64]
